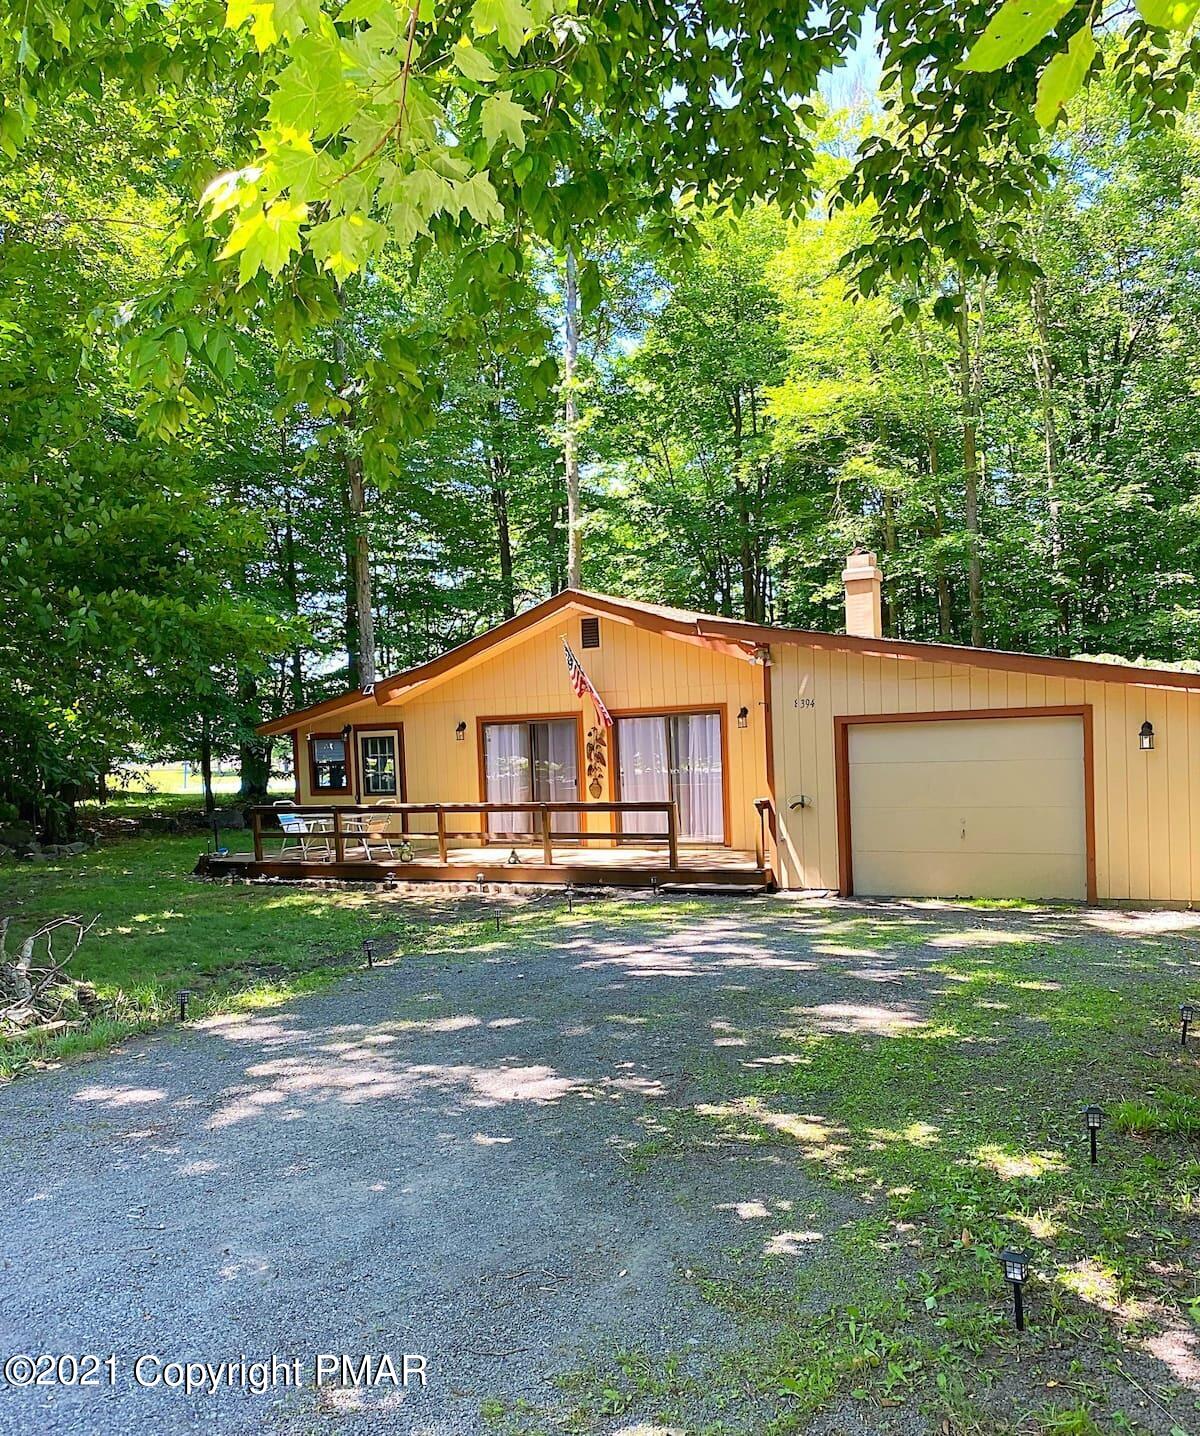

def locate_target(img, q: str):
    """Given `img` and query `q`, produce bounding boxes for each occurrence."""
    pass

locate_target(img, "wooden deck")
[203,842,769,889]
[205,800,774,889]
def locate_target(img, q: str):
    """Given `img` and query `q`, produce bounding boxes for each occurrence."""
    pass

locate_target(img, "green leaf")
[307,213,386,278]
[481,90,531,151]
[452,37,498,82]
[1035,25,1097,125]
[1136,0,1200,27]
[456,171,502,225]
[471,0,533,56]
[961,0,1075,72]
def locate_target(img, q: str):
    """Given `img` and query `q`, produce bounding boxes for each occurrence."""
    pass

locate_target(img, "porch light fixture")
[737,706,750,729]
[1139,720,1155,751]
[178,989,191,1023]
[363,938,374,969]
[998,1249,1030,1331]
[1181,1001,1195,1047]
[341,723,352,744]
[1083,1104,1103,1165]
[455,721,467,741]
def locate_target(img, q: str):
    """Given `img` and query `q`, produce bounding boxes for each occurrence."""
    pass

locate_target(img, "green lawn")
[0,828,487,1078]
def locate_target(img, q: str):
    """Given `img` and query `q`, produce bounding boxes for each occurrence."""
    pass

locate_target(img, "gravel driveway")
[1,896,1192,1436]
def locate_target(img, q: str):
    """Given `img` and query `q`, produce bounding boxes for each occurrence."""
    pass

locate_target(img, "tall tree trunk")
[488,369,516,619]
[282,481,304,710]
[882,490,898,636]
[563,243,583,589]
[200,713,215,817]
[956,270,984,647]
[1031,276,1070,647]
[491,470,516,620]
[237,672,271,802]
[334,318,376,688]
[345,450,376,686]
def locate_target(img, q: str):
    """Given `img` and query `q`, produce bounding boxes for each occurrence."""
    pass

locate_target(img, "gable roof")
[257,587,1200,735]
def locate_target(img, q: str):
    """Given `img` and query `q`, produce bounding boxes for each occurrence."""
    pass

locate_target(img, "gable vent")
[580,616,600,649]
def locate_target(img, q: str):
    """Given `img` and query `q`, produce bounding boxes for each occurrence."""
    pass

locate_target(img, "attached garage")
[837,710,1093,902]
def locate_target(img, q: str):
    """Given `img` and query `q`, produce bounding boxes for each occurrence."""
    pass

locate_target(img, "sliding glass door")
[616,711,724,842]
[483,719,579,835]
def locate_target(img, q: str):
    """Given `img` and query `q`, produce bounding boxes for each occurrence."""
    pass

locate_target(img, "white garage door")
[848,715,1087,900]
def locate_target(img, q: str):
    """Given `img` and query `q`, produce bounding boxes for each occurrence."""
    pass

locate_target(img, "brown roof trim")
[260,589,1200,734]
[256,688,371,737]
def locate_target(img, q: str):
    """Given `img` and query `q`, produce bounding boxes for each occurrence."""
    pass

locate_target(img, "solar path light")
[998,1249,1030,1331]
[1083,1104,1103,1165]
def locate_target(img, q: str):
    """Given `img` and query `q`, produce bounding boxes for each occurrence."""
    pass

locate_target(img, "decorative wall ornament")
[586,725,607,798]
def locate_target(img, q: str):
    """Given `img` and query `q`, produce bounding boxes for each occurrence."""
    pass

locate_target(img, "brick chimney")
[842,549,883,639]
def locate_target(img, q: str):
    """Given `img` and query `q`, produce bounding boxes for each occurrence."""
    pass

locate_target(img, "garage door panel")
[851,848,1086,901]
[851,717,1078,764]
[849,757,1083,811]
[851,803,1086,857]
[847,715,1087,901]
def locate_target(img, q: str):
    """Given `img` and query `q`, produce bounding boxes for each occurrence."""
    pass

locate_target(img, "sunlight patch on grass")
[968,1143,1067,1180]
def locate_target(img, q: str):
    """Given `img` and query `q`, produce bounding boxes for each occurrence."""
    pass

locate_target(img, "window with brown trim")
[309,733,350,793]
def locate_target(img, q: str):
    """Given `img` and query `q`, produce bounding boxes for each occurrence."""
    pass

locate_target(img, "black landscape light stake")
[494,911,501,933]
[1181,1002,1195,1047]
[565,882,575,915]
[1083,1104,1103,1165]
[999,1249,1030,1332]
[650,875,660,898]
[363,938,375,970]
[178,989,191,1023]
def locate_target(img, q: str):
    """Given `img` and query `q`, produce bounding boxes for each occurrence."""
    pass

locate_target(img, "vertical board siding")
[772,644,1200,903]
[292,615,768,853]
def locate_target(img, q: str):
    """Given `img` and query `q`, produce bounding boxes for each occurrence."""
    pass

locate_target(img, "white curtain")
[617,717,671,835]
[670,713,723,841]
[485,723,531,835]
[537,720,579,833]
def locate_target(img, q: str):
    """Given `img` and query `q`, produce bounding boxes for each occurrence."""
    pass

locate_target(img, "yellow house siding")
[771,645,1200,903]
[291,614,768,852]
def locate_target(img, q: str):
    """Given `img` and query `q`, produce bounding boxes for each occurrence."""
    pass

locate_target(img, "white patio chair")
[277,810,333,861]
[341,813,397,861]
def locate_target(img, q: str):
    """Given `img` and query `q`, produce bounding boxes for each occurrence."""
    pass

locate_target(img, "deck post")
[252,808,263,863]
[436,808,448,863]
[667,802,679,871]
[333,807,345,864]
[541,807,553,866]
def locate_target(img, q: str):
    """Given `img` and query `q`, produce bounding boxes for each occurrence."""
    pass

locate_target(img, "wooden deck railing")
[247,800,682,870]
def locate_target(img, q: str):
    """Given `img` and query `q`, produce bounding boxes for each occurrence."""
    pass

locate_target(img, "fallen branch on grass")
[0,914,100,1030]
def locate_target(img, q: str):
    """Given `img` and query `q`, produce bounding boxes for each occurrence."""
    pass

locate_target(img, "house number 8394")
[794,698,816,709]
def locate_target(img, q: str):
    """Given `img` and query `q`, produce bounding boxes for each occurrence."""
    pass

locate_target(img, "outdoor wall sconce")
[340,723,352,746]
[998,1249,1030,1331]
[737,706,750,728]
[455,721,467,741]
[1180,1001,1194,1047]
[1139,720,1155,751]
[1083,1104,1103,1165]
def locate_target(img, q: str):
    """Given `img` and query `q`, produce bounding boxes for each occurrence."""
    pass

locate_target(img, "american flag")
[562,638,612,727]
